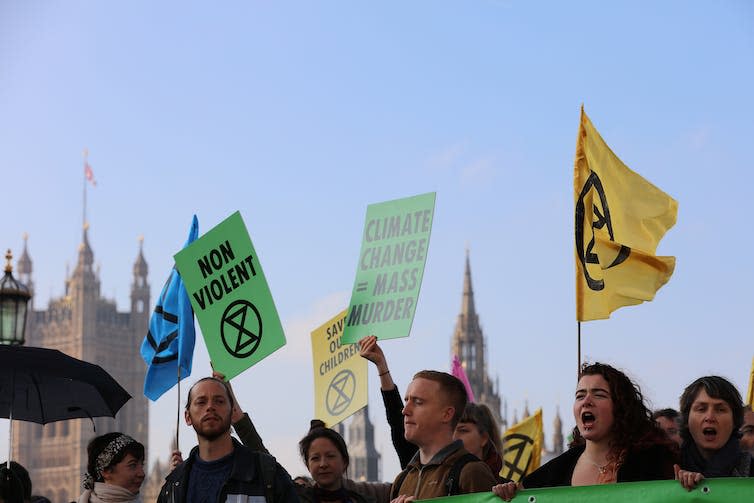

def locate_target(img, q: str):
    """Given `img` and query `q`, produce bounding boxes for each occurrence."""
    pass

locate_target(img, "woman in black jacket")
[297,421,374,503]
[494,362,677,500]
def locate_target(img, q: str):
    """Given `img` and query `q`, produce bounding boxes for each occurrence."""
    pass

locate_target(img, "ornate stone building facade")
[346,406,380,482]
[551,406,564,456]
[540,406,565,464]
[11,228,150,503]
[450,252,504,427]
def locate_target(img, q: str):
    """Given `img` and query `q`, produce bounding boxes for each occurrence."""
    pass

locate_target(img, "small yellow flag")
[501,408,543,482]
[746,356,754,406]
[575,107,678,321]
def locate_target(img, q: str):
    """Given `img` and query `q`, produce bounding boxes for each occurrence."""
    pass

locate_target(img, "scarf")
[681,436,744,478]
[77,482,141,503]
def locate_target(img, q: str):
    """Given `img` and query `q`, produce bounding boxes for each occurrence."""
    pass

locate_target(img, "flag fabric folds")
[575,108,678,321]
[501,408,543,482]
[84,161,96,187]
[451,354,476,403]
[141,215,199,401]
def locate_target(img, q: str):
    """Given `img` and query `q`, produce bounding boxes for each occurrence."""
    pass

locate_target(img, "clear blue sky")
[2,1,753,481]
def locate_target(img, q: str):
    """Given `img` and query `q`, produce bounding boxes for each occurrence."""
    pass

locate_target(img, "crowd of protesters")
[2,335,752,503]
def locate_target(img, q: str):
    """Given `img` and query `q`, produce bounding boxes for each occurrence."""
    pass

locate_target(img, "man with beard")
[158,377,299,503]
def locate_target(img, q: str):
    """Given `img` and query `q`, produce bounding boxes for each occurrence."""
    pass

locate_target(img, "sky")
[1,0,753,483]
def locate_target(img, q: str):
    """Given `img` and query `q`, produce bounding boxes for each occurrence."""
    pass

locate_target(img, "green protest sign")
[422,479,754,503]
[174,211,285,380]
[341,192,435,343]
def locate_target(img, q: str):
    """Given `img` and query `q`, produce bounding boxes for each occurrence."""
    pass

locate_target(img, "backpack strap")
[444,453,480,496]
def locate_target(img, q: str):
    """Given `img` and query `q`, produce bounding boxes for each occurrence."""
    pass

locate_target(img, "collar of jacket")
[406,439,464,468]
[165,438,260,483]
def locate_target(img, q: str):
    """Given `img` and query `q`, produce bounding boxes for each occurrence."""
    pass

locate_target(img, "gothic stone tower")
[346,406,381,482]
[551,406,564,456]
[450,251,504,426]
[11,227,150,503]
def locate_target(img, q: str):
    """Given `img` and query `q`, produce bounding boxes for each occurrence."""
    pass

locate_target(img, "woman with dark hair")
[78,433,145,503]
[675,376,753,490]
[493,362,677,500]
[0,461,31,503]
[454,403,505,478]
[297,421,373,503]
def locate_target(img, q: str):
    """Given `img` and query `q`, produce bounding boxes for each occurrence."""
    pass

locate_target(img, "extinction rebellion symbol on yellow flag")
[501,408,543,483]
[575,108,678,321]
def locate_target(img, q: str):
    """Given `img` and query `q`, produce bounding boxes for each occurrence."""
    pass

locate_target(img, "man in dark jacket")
[158,377,299,503]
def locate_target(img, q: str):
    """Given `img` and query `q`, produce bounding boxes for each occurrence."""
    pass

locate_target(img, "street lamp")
[0,249,31,345]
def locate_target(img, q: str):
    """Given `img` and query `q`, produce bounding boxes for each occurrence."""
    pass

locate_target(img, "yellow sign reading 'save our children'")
[311,310,368,426]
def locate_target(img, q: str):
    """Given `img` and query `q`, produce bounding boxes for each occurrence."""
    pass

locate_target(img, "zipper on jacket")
[413,466,426,498]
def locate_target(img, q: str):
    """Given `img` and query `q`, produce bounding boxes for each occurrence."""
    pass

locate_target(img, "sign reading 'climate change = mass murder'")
[341,192,435,343]
[311,310,368,426]
[174,211,285,380]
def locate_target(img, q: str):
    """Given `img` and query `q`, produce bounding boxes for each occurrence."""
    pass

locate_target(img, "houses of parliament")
[10,226,149,503]
[8,228,563,500]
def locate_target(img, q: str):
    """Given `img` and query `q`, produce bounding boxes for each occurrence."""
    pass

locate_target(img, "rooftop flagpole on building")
[82,148,88,228]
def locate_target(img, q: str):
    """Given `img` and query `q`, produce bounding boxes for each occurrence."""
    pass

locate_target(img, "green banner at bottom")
[423,479,754,503]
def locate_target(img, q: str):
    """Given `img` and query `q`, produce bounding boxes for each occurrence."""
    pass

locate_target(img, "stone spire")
[133,236,148,278]
[552,406,564,455]
[76,223,95,274]
[69,222,100,307]
[17,233,32,277]
[16,233,33,298]
[460,249,476,324]
[131,236,150,317]
[346,406,381,481]
[451,249,503,424]
[452,249,483,375]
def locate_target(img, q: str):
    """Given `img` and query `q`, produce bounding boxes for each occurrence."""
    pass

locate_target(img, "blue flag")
[141,215,199,401]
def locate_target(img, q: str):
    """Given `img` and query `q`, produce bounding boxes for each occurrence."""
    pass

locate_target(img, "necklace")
[582,455,609,474]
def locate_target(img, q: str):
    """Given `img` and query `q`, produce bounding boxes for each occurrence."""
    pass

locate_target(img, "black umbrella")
[0,345,132,463]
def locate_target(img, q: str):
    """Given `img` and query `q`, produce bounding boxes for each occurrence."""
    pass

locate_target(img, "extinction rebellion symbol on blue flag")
[141,215,199,401]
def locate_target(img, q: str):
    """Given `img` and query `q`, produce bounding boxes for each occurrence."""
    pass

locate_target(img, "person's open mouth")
[581,412,596,430]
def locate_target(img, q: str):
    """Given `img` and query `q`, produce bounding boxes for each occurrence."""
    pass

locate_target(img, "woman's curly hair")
[570,362,674,459]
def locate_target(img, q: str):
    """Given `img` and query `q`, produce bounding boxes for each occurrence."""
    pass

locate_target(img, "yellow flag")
[311,309,369,426]
[501,408,543,482]
[575,108,678,321]
[746,356,754,406]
